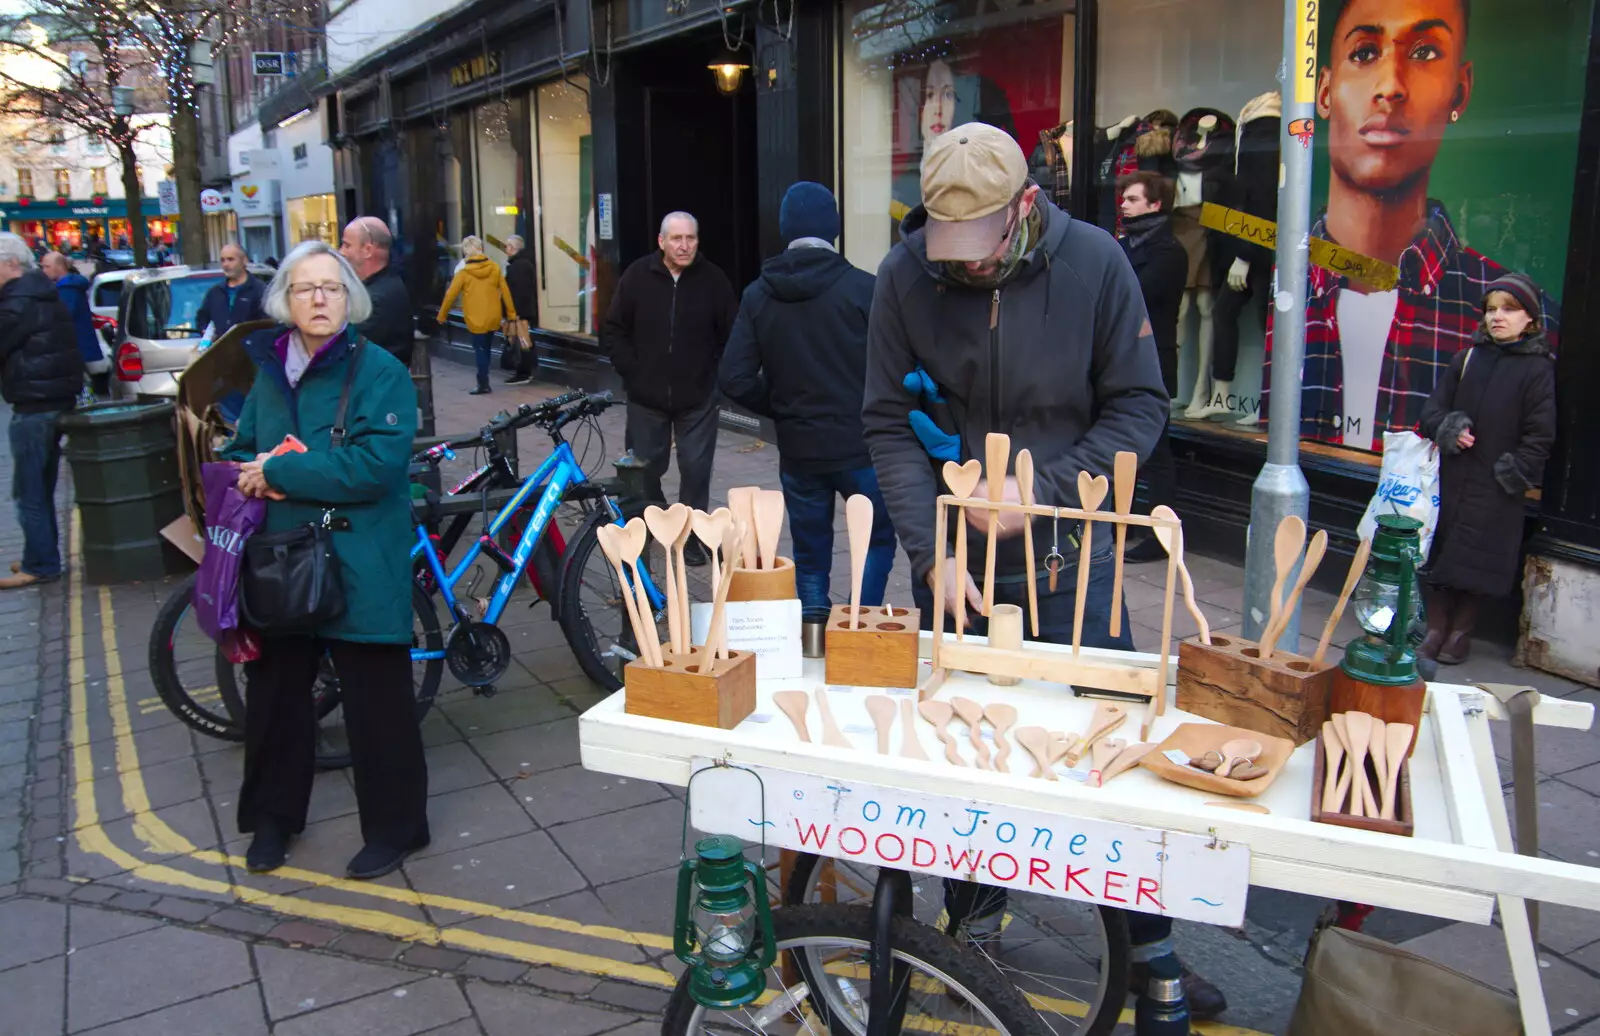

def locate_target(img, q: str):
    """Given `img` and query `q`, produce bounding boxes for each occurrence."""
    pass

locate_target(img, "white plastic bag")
[1358,431,1440,558]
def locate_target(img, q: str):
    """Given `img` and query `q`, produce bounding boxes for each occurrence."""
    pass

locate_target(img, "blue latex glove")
[901,368,960,462]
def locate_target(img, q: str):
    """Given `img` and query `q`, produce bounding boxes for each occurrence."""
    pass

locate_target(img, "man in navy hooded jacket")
[720,183,898,624]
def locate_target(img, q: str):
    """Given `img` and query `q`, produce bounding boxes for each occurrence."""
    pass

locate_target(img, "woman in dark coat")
[1418,272,1556,664]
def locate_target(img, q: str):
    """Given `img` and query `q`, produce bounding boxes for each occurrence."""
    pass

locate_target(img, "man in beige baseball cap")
[920,122,1032,265]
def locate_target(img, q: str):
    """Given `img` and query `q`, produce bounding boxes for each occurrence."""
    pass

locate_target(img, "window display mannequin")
[1031,121,1072,209]
[1165,107,1235,419]
[1095,109,1178,235]
[1191,91,1281,422]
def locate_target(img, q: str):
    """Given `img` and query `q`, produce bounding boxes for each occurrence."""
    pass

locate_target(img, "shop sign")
[598,193,613,241]
[0,198,162,220]
[689,758,1252,926]
[199,188,227,213]
[449,51,500,88]
[157,180,179,216]
[234,181,273,216]
[253,52,285,76]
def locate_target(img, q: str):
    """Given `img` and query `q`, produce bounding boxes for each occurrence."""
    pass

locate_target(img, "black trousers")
[625,394,719,512]
[1212,260,1272,381]
[239,638,429,850]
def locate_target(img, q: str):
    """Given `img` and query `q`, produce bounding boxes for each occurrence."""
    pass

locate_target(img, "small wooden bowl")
[1308,737,1413,837]
[1140,722,1296,798]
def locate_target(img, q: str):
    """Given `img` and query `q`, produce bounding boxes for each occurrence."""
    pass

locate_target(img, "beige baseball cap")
[921,123,1029,262]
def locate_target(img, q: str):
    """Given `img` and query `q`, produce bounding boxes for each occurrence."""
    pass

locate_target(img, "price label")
[1295,0,1319,104]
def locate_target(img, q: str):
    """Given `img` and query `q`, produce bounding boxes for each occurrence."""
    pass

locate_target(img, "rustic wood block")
[825,604,920,689]
[1175,635,1335,746]
[624,649,756,728]
[1330,667,1426,755]
[728,557,797,602]
[1310,736,1413,837]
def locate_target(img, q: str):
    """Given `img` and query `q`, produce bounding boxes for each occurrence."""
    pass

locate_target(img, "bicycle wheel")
[661,903,1052,1035]
[150,572,247,742]
[783,854,1128,1036]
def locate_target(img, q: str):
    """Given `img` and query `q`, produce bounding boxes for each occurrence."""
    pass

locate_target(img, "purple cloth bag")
[193,461,266,646]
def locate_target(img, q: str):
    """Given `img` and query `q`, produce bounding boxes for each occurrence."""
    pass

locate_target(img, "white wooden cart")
[579,635,1600,1034]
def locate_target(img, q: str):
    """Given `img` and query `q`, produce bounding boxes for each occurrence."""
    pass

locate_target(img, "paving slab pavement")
[0,353,1593,1034]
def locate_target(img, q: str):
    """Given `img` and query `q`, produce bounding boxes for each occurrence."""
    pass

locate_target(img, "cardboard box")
[174,319,272,531]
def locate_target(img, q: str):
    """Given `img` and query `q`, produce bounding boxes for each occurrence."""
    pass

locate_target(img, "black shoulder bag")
[240,340,365,634]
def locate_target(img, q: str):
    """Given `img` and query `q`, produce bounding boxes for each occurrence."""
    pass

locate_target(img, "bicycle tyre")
[660,903,1052,1036]
[555,505,632,692]
[782,853,1129,1036]
[150,572,246,742]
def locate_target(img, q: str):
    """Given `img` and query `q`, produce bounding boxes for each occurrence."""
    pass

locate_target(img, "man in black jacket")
[720,183,897,622]
[1117,171,1187,559]
[197,243,266,339]
[605,212,736,517]
[503,235,539,386]
[862,125,1226,1019]
[340,217,415,367]
[0,233,83,589]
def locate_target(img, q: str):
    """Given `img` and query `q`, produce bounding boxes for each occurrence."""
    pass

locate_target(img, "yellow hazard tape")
[1200,202,1399,291]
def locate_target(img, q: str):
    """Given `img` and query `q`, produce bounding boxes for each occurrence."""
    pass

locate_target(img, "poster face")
[1261,0,1589,452]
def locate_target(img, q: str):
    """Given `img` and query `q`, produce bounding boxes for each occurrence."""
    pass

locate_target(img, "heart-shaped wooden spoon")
[595,524,654,670]
[942,459,984,638]
[950,697,991,770]
[1014,726,1056,779]
[985,702,1018,772]
[898,697,929,760]
[617,518,661,667]
[642,505,691,655]
[942,459,983,499]
[1073,472,1110,655]
[691,508,733,656]
[865,695,896,755]
[918,700,966,767]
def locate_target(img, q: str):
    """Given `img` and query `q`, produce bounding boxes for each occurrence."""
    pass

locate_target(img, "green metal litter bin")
[59,400,186,584]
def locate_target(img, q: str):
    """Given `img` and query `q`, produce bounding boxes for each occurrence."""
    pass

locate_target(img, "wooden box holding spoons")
[624,649,757,729]
[1175,636,1335,746]
[824,604,920,689]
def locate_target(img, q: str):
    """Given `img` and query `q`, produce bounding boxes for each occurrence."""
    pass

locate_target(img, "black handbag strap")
[329,339,366,449]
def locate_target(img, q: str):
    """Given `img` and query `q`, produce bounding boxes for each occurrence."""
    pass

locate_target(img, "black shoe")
[683,541,711,567]
[245,823,291,874]
[1130,959,1227,1021]
[505,374,533,386]
[469,385,491,396]
[1123,532,1169,564]
[345,835,430,880]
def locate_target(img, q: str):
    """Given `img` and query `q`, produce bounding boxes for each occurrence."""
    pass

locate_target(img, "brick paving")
[0,348,1594,1034]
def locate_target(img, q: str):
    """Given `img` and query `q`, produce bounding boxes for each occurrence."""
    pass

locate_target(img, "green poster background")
[1312,0,1593,300]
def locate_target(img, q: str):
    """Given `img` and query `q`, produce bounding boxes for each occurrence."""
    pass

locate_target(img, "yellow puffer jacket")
[437,255,517,334]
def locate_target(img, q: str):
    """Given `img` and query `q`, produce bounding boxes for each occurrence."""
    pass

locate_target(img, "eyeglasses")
[289,282,346,300]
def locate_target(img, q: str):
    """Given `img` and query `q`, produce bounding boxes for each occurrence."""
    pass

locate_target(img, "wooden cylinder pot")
[986,604,1024,687]
[728,556,797,602]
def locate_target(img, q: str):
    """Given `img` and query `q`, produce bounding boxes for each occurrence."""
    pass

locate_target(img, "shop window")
[54,169,70,197]
[87,136,104,154]
[1092,0,1590,458]
[840,0,1074,275]
[17,169,33,197]
[530,76,593,336]
[471,97,526,266]
[285,193,338,247]
[91,168,106,196]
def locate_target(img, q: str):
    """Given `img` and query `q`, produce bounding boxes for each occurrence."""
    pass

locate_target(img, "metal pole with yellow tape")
[1241,0,1317,643]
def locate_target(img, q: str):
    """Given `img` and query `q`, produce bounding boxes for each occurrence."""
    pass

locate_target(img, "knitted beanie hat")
[1482,272,1541,320]
[779,182,840,244]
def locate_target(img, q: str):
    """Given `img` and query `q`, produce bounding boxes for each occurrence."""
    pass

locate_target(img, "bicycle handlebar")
[410,390,612,465]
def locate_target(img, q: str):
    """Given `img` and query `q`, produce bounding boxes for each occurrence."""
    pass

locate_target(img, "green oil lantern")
[1341,513,1425,687]
[673,834,778,1009]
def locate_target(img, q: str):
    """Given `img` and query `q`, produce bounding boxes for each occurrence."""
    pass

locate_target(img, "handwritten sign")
[690,599,803,679]
[689,759,1251,926]
[1296,0,1319,104]
[1200,202,1399,291]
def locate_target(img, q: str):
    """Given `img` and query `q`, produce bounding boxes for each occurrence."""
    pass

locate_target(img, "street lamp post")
[1242,0,1317,641]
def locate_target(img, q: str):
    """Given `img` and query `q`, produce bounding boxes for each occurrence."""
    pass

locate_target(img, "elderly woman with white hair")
[221,240,428,879]
[436,234,517,395]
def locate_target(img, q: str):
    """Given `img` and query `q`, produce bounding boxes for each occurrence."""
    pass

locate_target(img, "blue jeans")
[780,465,898,623]
[471,331,493,388]
[913,550,1173,953]
[10,410,63,579]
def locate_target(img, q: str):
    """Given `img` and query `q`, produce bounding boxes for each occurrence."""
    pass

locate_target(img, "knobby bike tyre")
[555,506,628,692]
[782,852,1130,1036]
[660,903,1053,1036]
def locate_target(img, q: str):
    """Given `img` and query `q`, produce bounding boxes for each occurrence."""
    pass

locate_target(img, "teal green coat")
[221,328,419,644]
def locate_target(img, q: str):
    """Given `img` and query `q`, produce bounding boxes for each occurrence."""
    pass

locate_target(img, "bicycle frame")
[408,440,664,662]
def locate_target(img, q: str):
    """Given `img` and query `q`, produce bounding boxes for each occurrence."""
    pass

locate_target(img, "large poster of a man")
[1260,0,1583,452]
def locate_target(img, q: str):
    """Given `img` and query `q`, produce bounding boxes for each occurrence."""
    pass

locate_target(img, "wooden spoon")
[1331,713,1357,812]
[1313,538,1373,667]
[1049,732,1081,769]
[1100,742,1155,784]
[846,495,873,629]
[1261,528,1327,659]
[1110,451,1137,637]
[1320,720,1346,813]
[1261,515,1306,651]
[1070,701,1126,765]
[1016,450,1040,638]
[918,701,966,767]
[865,695,896,755]
[727,487,760,569]
[985,702,1018,773]
[691,508,733,656]
[1364,717,1387,817]
[942,459,983,638]
[1072,472,1110,656]
[982,433,1010,617]
[1343,711,1374,818]
[898,697,929,761]
[595,524,654,670]
[773,690,811,743]
[754,489,786,571]
[617,518,662,667]
[1150,505,1210,645]
[1014,726,1056,780]
[1090,737,1126,788]
[668,503,695,656]
[694,525,744,667]
[642,505,689,655]
[1381,723,1414,820]
[813,686,852,748]
[1217,738,1263,779]
[950,697,991,770]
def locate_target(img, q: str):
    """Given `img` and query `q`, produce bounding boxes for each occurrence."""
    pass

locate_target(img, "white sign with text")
[689,599,802,679]
[688,759,1251,926]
